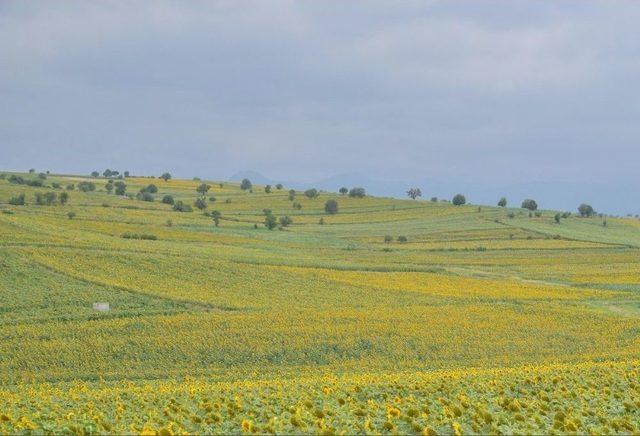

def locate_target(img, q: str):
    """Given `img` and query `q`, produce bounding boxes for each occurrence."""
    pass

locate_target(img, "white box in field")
[93,302,110,311]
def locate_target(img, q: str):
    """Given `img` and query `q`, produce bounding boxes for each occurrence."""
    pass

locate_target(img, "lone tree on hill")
[521,199,538,211]
[324,199,338,214]
[498,197,507,207]
[240,179,252,191]
[196,183,210,195]
[452,194,466,206]
[349,187,366,198]
[406,188,422,200]
[578,203,595,217]
[160,172,171,181]
[339,187,348,195]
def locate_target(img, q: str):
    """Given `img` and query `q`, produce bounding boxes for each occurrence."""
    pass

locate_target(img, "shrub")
[578,203,595,217]
[349,187,366,198]
[9,193,25,206]
[534,211,542,217]
[66,184,75,190]
[324,199,338,214]
[507,212,515,219]
[122,233,157,240]
[8,175,25,185]
[554,213,561,224]
[275,184,283,190]
[124,171,130,177]
[498,197,507,207]
[35,192,57,205]
[162,195,175,205]
[452,194,466,206]
[38,173,47,180]
[431,197,438,202]
[319,217,325,225]
[339,187,348,195]
[304,188,319,199]
[0,174,5,179]
[263,208,272,215]
[209,196,216,202]
[173,201,193,212]
[105,182,114,194]
[397,235,408,243]
[51,182,61,189]
[136,191,154,202]
[166,219,173,227]
[225,198,232,204]
[293,201,302,210]
[114,181,126,196]
[279,215,293,227]
[67,211,76,220]
[29,169,35,173]
[265,185,272,193]
[521,199,538,211]
[143,184,158,194]
[78,181,96,192]
[240,179,252,191]
[194,197,207,210]
[264,213,277,230]
[384,235,393,243]
[562,212,571,218]
[59,192,69,205]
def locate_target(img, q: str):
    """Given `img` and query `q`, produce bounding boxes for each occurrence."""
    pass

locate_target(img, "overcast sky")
[1,1,639,211]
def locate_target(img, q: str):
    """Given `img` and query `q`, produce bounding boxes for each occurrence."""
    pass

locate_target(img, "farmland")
[1,171,639,434]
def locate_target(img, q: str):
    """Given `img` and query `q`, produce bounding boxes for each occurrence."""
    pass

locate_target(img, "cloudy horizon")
[1,1,639,214]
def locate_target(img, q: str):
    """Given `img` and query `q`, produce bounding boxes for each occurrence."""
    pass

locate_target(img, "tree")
[578,203,595,217]
[66,184,75,191]
[304,188,319,199]
[194,197,208,210]
[349,187,366,198]
[279,215,293,227]
[211,210,221,227]
[103,169,113,178]
[339,187,348,195]
[9,193,25,206]
[105,182,114,194]
[196,183,210,195]
[160,172,172,182]
[265,184,272,193]
[124,171,130,177]
[91,171,99,177]
[384,235,393,243]
[324,199,338,214]
[430,197,438,202]
[114,181,126,196]
[554,213,561,224]
[67,211,76,220]
[240,179,252,191]
[275,183,283,190]
[59,191,69,205]
[498,197,507,207]
[397,235,408,243]
[162,195,175,205]
[521,199,538,211]
[452,194,466,206]
[29,169,35,173]
[406,188,422,200]
[288,189,296,201]
[264,213,277,230]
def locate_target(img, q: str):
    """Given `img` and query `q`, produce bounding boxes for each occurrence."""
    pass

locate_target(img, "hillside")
[1,171,639,434]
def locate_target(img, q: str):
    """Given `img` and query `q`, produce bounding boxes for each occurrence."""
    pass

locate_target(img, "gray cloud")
[1,1,639,213]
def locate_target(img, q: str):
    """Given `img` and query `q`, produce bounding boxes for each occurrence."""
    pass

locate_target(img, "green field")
[1,171,639,434]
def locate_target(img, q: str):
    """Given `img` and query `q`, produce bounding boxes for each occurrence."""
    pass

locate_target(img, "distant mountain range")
[229,171,639,216]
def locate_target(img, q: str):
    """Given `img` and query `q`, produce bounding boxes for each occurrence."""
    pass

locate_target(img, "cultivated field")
[1,171,639,434]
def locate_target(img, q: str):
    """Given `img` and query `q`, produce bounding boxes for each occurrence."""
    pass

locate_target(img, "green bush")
[348,187,366,198]
[452,194,466,206]
[8,193,25,206]
[122,233,157,240]
[173,201,193,212]
[324,199,338,214]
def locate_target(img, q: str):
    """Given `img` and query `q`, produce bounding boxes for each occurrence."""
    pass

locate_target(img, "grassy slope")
[0,171,639,433]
